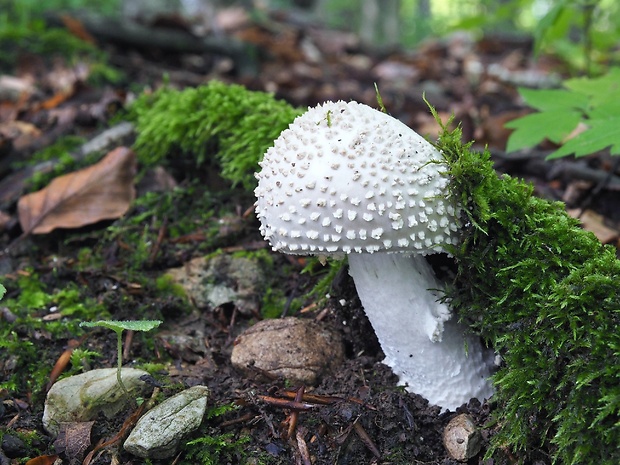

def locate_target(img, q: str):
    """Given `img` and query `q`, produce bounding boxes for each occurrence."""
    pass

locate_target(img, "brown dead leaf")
[60,14,97,44]
[568,208,620,244]
[54,421,94,464]
[18,147,136,234]
[563,121,589,143]
[24,455,59,465]
[0,121,43,152]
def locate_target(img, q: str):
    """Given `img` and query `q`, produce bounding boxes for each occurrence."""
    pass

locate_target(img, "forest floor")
[1,6,620,465]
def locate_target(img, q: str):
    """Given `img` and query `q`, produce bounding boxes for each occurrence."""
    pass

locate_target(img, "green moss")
[155,274,187,298]
[302,257,345,304]
[0,22,101,71]
[0,273,108,397]
[127,81,303,190]
[180,404,251,465]
[435,113,620,464]
[260,287,288,319]
[98,183,239,273]
[0,19,122,88]
[68,348,102,374]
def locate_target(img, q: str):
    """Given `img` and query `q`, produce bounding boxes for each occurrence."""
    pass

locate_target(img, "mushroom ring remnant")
[254,100,495,410]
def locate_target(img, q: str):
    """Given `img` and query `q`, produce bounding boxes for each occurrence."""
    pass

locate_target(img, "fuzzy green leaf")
[505,110,582,152]
[80,319,162,332]
[547,116,620,159]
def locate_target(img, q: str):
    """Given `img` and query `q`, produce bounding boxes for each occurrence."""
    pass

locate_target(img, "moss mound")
[128,81,303,190]
[437,117,620,464]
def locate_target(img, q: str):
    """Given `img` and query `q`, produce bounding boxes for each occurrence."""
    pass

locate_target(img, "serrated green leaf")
[505,110,582,152]
[518,88,588,112]
[546,117,620,159]
[564,68,620,105]
[587,99,620,119]
[80,319,163,332]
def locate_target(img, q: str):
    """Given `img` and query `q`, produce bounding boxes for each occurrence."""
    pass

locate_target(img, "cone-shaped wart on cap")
[255,100,495,410]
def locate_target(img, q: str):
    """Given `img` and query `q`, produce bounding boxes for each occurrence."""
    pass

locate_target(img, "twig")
[352,418,381,459]
[275,388,377,410]
[283,386,305,441]
[219,412,257,428]
[148,217,168,265]
[45,11,258,77]
[548,160,620,190]
[257,395,317,411]
[122,329,134,363]
[296,426,312,465]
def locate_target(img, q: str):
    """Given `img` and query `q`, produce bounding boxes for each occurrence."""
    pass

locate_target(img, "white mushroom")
[254,100,495,410]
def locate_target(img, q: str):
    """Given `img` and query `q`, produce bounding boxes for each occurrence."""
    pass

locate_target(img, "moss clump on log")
[128,81,302,190]
[436,112,620,465]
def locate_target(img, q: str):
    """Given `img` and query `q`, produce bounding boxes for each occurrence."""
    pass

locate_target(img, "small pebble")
[42,368,152,437]
[231,317,344,385]
[124,385,209,458]
[443,413,482,461]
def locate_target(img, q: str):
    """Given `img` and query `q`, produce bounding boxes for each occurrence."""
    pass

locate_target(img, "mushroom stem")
[347,252,495,410]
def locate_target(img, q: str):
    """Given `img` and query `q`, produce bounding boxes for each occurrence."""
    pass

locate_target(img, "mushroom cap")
[254,100,460,256]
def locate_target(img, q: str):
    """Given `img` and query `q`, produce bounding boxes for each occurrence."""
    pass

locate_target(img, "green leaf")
[564,68,620,105]
[505,110,582,152]
[0,284,5,300]
[518,88,588,113]
[546,117,620,159]
[80,320,162,332]
[586,98,620,120]
[533,0,570,54]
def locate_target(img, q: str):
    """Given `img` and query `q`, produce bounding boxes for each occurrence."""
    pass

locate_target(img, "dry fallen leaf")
[18,147,136,234]
[53,421,94,464]
[568,208,620,244]
[24,455,59,465]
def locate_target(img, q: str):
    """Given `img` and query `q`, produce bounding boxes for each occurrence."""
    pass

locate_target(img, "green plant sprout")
[80,320,162,396]
[69,348,101,373]
[505,67,620,159]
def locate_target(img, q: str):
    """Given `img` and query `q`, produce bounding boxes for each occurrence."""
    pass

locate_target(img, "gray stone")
[42,368,152,437]
[443,413,482,461]
[231,317,345,385]
[165,252,265,314]
[124,385,209,458]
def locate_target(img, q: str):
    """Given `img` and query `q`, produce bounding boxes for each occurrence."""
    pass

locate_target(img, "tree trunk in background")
[417,0,431,18]
[359,0,401,46]
[414,0,432,43]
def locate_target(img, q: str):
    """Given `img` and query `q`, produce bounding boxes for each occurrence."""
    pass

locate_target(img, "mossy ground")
[5,70,618,464]
[2,82,391,465]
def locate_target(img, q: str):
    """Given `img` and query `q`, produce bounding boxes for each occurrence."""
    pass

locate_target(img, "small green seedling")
[374,83,386,113]
[80,320,162,395]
